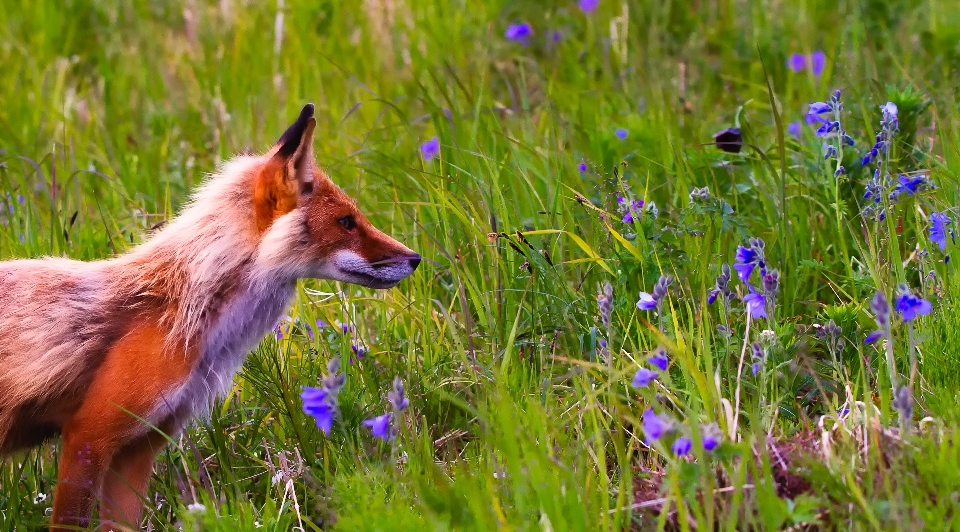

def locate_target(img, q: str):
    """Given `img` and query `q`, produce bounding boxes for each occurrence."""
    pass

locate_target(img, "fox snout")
[254,104,421,290]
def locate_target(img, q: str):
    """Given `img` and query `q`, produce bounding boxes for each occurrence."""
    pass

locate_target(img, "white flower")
[882,101,898,118]
[34,493,47,504]
[187,502,206,513]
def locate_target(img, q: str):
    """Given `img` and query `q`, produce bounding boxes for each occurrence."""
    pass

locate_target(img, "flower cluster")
[786,50,826,76]
[707,264,734,305]
[301,358,346,435]
[617,196,644,224]
[637,275,672,312]
[363,377,409,442]
[642,409,721,456]
[733,238,779,320]
[631,346,668,388]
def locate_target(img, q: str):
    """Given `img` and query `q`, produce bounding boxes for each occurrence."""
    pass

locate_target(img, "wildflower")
[708,264,734,305]
[388,377,409,412]
[815,120,840,137]
[871,291,891,329]
[548,30,562,43]
[632,367,658,388]
[645,201,659,219]
[894,288,932,322]
[810,50,826,76]
[577,161,588,173]
[637,275,672,312]
[505,23,533,44]
[701,423,722,451]
[743,287,767,320]
[713,127,743,154]
[350,344,367,364]
[301,358,345,435]
[805,113,828,126]
[892,385,913,423]
[615,127,628,140]
[882,101,899,119]
[733,240,765,282]
[787,121,801,138]
[750,342,765,376]
[689,186,711,202]
[597,282,614,328]
[187,502,206,513]
[33,493,46,504]
[363,413,393,441]
[648,347,668,371]
[578,0,599,12]
[420,136,440,160]
[889,174,928,199]
[642,408,667,441]
[273,322,284,340]
[762,269,779,297]
[930,212,950,251]
[672,437,692,456]
[617,196,645,223]
[808,102,832,115]
[864,330,883,345]
[786,53,806,72]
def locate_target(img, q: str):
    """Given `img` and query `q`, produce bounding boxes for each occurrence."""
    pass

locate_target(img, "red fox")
[0,104,420,530]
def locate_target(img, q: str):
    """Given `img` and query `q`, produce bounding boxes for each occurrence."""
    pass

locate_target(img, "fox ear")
[254,104,317,231]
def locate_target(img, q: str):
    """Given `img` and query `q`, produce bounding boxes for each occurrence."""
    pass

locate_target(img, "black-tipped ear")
[277,103,316,157]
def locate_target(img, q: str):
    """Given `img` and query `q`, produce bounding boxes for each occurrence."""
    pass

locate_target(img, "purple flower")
[618,196,644,223]
[895,291,932,322]
[701,424,722,451]
[578,0,599,12]
[350,344,367,364]
[751,362,761,376]
[672,437,692,456]
[316,319,326,329]
[577,161,588,173]
[420,136,440,160]
[548,30,562,43]
[896,174,927,195]
[636,292,657,311]
[733,245,760,282]
[302,387,335,434]
[713,127,743,153]
[505,23,533,44]
[648,349,668,371]
[305,322,315,341]
[864,330,883,345]
[642,408,666,441]
[930,212,950,251]
[388,376,409,412]
[816,120,840,137]
[363,413,393,441]
[787,53,806,72]
[882,102,898,118]
[632,367,658,388]
[274,322,284,340]
[743,287,767,320]
[810,51,826,76]
[808,102,832,115]
[615,127,628,140]
[787,121,801,138]
[805,113,828,126]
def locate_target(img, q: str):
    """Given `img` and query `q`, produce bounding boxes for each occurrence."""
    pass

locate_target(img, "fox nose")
[408,254,421,270]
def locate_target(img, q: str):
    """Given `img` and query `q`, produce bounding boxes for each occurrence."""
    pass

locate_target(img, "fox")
[0,103,420,530]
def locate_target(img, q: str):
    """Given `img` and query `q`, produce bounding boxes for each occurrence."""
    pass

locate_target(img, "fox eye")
[339,216,356,231]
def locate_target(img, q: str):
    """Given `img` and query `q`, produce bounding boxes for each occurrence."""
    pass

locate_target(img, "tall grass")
[2,0,960,530]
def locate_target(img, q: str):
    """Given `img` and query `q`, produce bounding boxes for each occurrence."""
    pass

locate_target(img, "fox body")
[0,104,419,530]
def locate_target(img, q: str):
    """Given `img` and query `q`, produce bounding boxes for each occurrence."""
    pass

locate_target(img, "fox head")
[251,104,420,288]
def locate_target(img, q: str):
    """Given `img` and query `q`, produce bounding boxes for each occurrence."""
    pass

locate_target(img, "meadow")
[3,0,960,530]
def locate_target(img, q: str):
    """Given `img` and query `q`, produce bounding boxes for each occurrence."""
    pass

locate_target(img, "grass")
[3,0,960,530]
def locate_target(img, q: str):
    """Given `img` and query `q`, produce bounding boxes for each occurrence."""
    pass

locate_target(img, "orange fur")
[0,104,420,530]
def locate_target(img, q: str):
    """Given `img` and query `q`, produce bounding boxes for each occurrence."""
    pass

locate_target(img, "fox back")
[0,104,419,530]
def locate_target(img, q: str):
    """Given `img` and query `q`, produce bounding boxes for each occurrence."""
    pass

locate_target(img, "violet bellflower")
[362,413,392,441]
[733,237,766,283]
[636,275,672,312]
[578,0,599,12]
[894,287,932,322]
[701,423,722,451]
[648,347,669,371]
[505,23,533,45]
[617,196,645,223]
[672,437,692,456]
[302,358,346,435]
[420,136,440,160]
[708,264,734,305]
[631,367,658,388]
[786,53,806,73]
[642,408,667,441]
[742,286,767,320]
[363,377,409,442]
[930,212,951,251]
[810,50,826,76]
